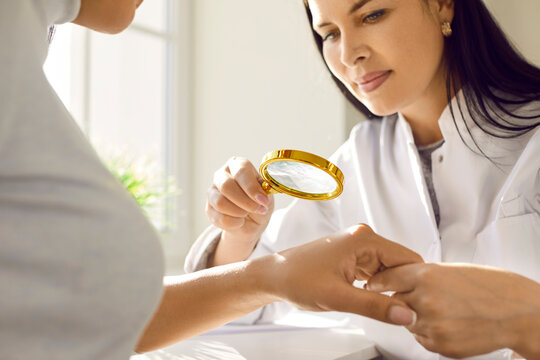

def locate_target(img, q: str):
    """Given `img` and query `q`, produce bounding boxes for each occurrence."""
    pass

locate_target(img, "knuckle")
[424,322,447,342]
[417,264,436,283]
[205,202,212,218]
[213,195,230,211]
[350,223,374,240]
[219,177,237,194]
[206,186,219,201]
[356,223,374,234]
[228,156,240,164]
[245,200,261,213]
[417,295,437,314]
[228,156,250,171]
[232,165,254,183]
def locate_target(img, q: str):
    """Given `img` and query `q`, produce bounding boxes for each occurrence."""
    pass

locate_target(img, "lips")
[355,70,391,93]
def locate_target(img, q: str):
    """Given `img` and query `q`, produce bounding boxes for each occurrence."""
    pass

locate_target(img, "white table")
[133,312,381,360]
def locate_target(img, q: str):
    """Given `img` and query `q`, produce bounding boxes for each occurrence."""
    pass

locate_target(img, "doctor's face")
[74,0,145,34]
[307,0,453,116]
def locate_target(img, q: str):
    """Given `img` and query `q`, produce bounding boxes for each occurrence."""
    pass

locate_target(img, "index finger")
[227,157,270,206]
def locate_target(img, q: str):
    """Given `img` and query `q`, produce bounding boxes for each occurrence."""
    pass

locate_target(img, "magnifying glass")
[259,149,344,201]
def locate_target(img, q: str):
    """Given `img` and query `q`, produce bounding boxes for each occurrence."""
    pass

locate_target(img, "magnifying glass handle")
[261,181,278,194]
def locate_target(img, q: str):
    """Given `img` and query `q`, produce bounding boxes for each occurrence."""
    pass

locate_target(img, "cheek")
[393,24,444,87]
[367,21,445,114]
[322,47,344,82]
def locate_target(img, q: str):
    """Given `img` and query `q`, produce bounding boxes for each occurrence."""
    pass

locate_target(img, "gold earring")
[441,21,452,37]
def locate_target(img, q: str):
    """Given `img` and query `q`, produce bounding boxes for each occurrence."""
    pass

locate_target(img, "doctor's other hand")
[265,224,423,325]
[367,263,540,359]
[206,157,274,266]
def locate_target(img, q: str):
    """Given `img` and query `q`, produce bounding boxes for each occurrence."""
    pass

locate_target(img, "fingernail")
[255,205,268,215]
[255,194,269,206]
[388,306,416,326]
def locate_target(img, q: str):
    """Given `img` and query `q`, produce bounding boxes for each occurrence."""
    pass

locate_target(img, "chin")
[362,101,399,117]
[102,14,136,34]
[348,87,399,117]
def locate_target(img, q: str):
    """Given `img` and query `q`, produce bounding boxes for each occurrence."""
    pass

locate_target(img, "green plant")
[103,155,178,231]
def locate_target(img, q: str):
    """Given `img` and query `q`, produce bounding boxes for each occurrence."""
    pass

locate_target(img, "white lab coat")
[186,94,539,360]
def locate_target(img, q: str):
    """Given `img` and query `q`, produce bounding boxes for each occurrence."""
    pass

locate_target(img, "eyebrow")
[349,0,373,15]
[316,0,374,28]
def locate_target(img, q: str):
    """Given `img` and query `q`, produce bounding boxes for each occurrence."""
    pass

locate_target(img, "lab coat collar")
[395,89,463,147]
[395,90,519,162]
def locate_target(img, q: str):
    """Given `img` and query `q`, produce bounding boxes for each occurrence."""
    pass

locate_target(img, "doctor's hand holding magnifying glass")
[206,150,344,267]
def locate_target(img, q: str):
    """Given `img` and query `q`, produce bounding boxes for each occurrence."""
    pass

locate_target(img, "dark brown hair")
[303,0,540,142]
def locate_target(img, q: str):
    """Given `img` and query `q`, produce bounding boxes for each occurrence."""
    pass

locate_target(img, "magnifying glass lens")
[266,161,337,194]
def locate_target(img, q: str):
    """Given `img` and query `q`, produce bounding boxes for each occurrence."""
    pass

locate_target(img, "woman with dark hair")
[187,0,540,358]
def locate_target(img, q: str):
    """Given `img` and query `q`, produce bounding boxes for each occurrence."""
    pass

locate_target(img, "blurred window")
[44,1,193,272]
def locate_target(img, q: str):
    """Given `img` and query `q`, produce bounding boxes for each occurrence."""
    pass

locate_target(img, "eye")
[322,30,340,42]
[363,9,386,24]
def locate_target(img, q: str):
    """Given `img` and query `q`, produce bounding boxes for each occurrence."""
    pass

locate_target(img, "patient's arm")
[137,224,422,353]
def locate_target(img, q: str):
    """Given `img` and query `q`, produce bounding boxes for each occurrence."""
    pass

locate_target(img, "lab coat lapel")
[396,113,442,261]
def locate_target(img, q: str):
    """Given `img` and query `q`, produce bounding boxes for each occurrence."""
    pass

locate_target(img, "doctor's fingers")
[366,263,427,294]
[226,157,270,206]
[213,166,269,215]
[391,292,466,357]
[206,201,245,230]
[207,185,249,217]
[331,285,417,326]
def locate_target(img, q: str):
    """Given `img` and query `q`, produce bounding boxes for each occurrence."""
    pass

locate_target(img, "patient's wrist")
[246,254,283,305]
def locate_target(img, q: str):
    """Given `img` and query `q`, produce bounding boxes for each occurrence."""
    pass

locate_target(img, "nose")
[340,32,369,68]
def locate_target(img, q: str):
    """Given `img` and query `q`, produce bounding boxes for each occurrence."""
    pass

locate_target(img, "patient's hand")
[206,157,274,266]
[263,224,423,325]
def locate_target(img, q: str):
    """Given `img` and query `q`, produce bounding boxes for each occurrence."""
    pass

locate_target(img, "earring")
[441,21,453,37]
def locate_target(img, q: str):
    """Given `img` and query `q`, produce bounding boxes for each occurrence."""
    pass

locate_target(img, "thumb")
[331,285,417,326]
[376,238,424,269]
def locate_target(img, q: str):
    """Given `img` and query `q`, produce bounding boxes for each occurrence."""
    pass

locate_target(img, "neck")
[400,64,454,146]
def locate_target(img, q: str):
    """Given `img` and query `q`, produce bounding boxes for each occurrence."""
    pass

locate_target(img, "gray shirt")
[417,139,445,226]
[0,1,164,358]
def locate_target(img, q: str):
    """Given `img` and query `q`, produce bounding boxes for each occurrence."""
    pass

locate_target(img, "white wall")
[191,0,347,236]
[485,0,540,66]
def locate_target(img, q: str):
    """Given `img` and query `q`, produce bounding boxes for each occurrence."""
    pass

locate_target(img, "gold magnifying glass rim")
[259,149,344,201]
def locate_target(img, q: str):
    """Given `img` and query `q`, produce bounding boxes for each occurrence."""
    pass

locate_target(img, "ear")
[426,0,455,23]
[435,0,455,23]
